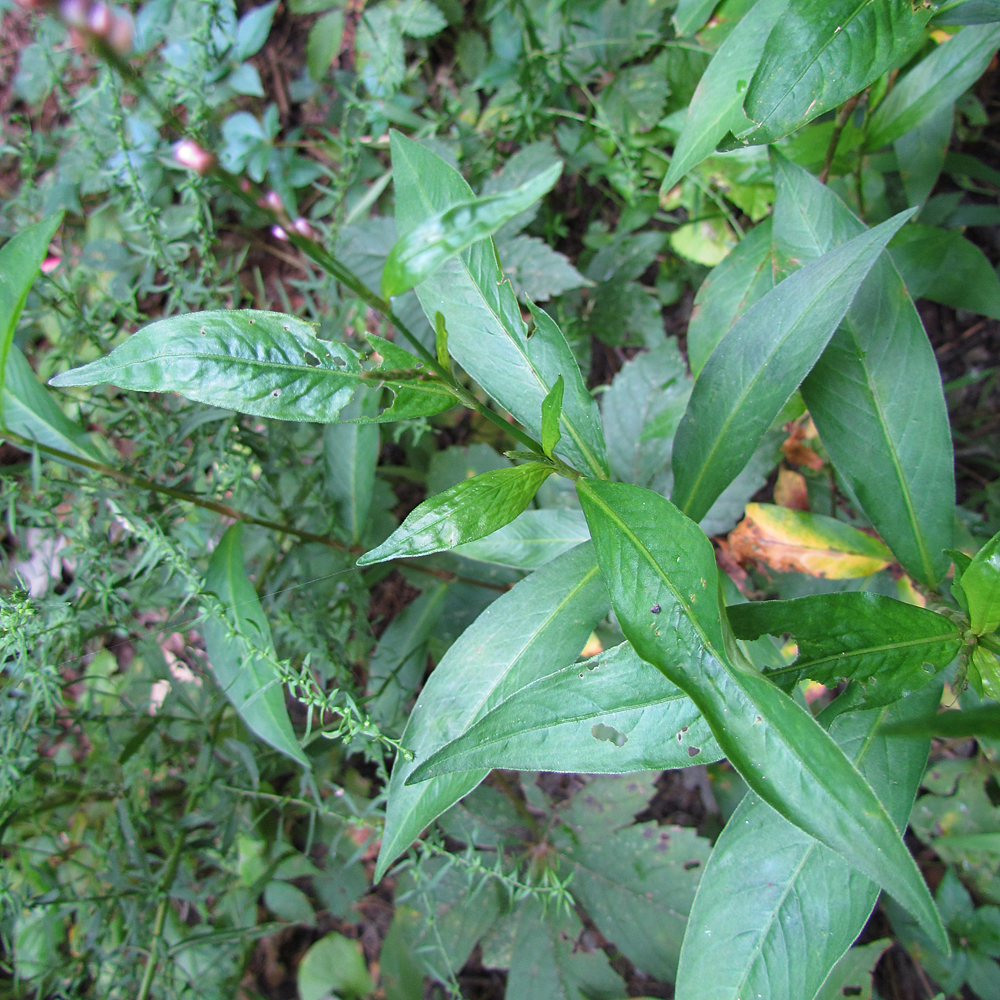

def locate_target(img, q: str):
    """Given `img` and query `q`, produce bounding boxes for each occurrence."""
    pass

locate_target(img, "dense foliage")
[5,0,1000,997]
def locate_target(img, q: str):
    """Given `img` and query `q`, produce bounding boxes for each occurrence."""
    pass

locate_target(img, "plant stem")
[819,94,861,184]
[1,429,510,592]
[93,42,547,459]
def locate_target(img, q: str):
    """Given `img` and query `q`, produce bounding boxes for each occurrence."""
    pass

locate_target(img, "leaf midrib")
[399,144,605,477]
[731,704,891,999]
[796,632,961,675]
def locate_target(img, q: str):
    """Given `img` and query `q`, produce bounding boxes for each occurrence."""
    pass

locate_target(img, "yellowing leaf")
[729,503,893,579]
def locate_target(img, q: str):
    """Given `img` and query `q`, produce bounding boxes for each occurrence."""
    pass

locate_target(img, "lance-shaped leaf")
[390,132,608,478]
[675,681,941,1000]
[452,508,590,569]
[740,0,931,144]
[202,524,310,768]
[889,224,1000,321]
[880,704,1000,739]
[661,0,789,191]
[865,23,1000,150]
[895,102,954,208]
[728,592,963,707]
[673,0,720,35]
[374,542,609,880]
[49,310,450,423]
[934,0,1000,24]
[4,346,105,463]
[728,503,894,579]
[961,528,1000,635]
[0,213,62,412]
[408,641,721,781]
[356,462,554,566]
[686,218,775,377]
[381,161,562,297]
[770,153,954,584]
[540,374,563,458]
[671,209,914,523]
[576,479,947,951]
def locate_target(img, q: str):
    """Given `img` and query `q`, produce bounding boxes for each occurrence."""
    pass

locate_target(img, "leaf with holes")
[576,478,947,951]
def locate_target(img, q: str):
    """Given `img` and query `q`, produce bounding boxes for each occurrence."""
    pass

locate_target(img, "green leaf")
[962,528,1000,635]
[888,223,1000,320]
[506,898,625,1000]
[0,213,62,415]
[685,217,775,377]
[296,932,373,1000]
[814,939,892,1000]
[264,880,315,926]
[324,391,380,544]
[728,593,963,706]
[49,310,445,423]
[382,161,562,298]
[236,1,277,60]
[770,153,954,585]
[374,542,609,881]
[550,773,713,980]
[4,346,105,463]
[202,524,310,768]
[452,508,590,569]
[367,583,449,734]
[671,209,915,524]
[540,375,564,458]
[601,339,691,489]
[866,24,1000,150]
[495,234,589,303]
[408,640,721,780]
[389,132,608,478]
[576,478,947,950]
[306,9,344,80]
[661,0,789,191]
[356,463,554,566]
[741,0,930,144]
[895,102,954,208]
[676,681,941,1000]
[879,704,1000,739]
[673,0,720,35]
[934,0,1000,25]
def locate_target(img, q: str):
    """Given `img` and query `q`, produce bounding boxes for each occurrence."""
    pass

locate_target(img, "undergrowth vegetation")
[5,0,1000,997]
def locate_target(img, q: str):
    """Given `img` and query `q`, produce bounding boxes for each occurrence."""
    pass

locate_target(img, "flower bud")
[58,0,89,27]
[173,139,216,175]
[292,217,317,240]
[87,2,112,35]
[271,225,288,241]
[107,9,133,54]
[263,190,283,213]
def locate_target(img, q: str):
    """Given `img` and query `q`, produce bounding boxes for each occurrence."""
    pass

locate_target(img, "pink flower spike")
[292,217,317,239]
[264,190,284,213]
[41,257,61,274]
[107,10,134,54]
[271,225,289,241]
[88,2,112,36]
[173,139,216,175]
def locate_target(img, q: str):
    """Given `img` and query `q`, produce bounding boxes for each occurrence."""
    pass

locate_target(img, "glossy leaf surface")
[0,213,62,411]
[962,528,1000,635]
[880,704,1000,739]
[728,503,894,579]
[728,592,963,706]
[374,542,609,880]
[676,683,939,1000]
[452,508,590,569]
[895,102,954,208]
[577,479,947,949]
[770,153,954,584]
[357,463,553,565]
[661,0,788,191]
[49,310,402,423]
[381,161,561,297]
[540,374,564,458]
[202,524,310,768]
[741,0,929,144]
[4,346,105,463]
[390,132,608,477]
[866,24,1000,150]
[671,210,914,523]
[408,641,721,780]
